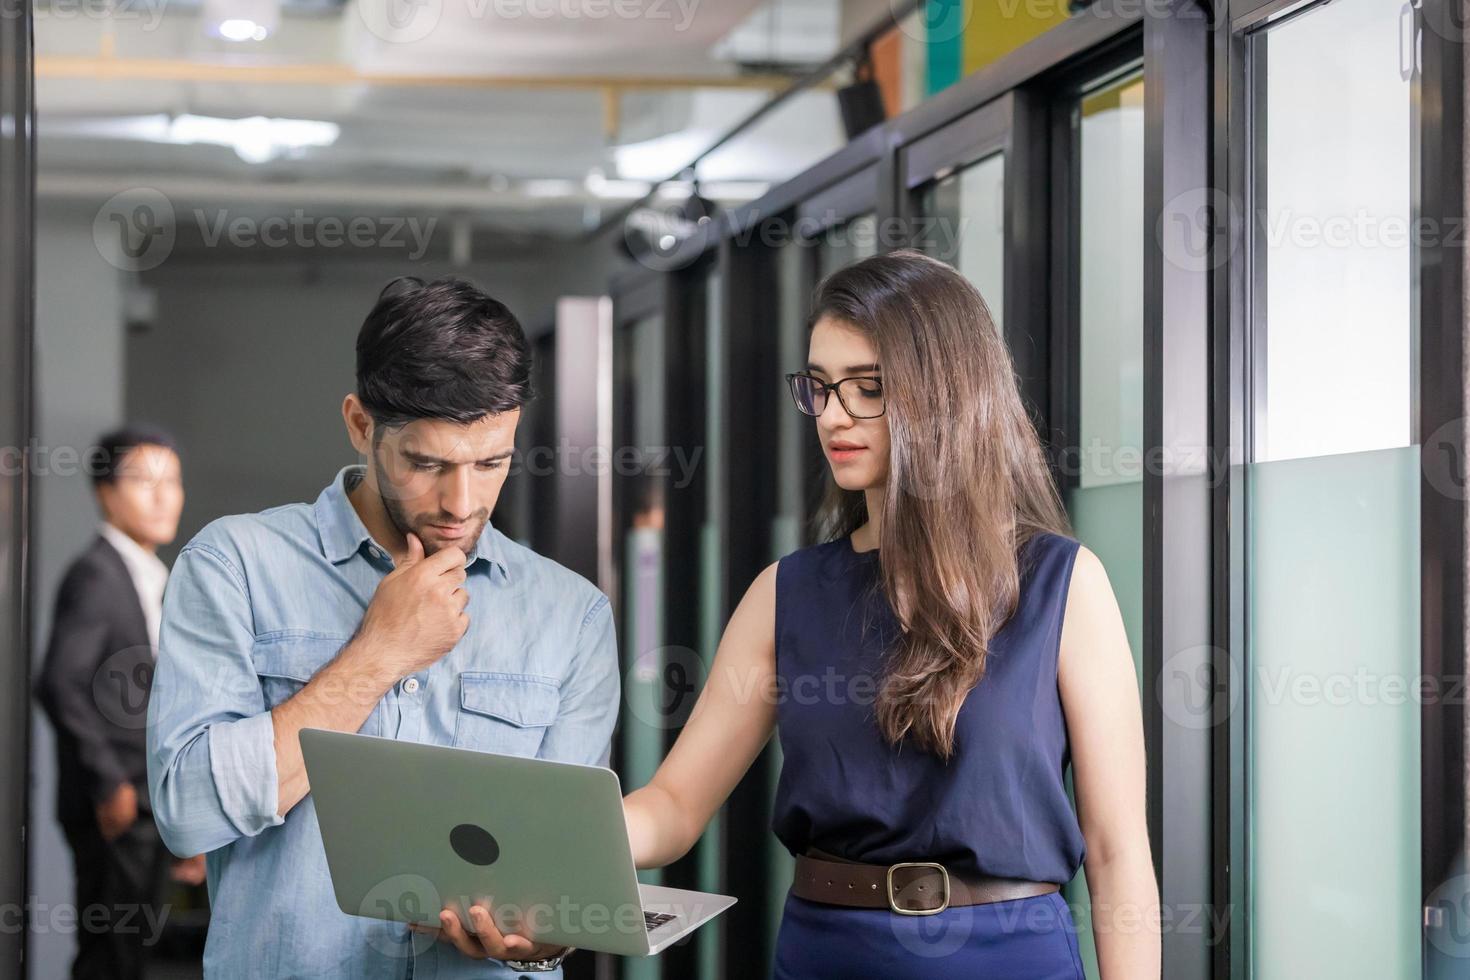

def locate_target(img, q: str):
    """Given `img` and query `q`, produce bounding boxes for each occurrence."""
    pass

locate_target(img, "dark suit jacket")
[36,534,158,830]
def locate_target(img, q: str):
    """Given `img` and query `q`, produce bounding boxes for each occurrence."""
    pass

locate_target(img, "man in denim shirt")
[146,277,620,977]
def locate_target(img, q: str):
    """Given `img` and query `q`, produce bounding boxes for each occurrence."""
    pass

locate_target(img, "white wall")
[29,204,126,980]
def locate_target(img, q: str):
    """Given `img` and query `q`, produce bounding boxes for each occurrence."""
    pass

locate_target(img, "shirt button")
[403,677,420,694]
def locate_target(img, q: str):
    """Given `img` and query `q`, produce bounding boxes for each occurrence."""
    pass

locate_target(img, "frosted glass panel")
[697,269,724,977]
[1060,69,1145,980]
[815,213,878,281]
[920,152,1005,330]
[1078,77,1145,493]
[1247,447,1421,978]
[1248,0,1420,974]
[1066,482,1144,688]
[1260,0,1412,462]
[775,238,809,556]
[620,313,667,980]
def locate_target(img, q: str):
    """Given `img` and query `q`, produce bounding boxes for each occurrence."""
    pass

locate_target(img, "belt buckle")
[885,861,950,916]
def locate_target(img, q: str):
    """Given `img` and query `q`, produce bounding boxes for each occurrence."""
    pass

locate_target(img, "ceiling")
[34,0,864,242]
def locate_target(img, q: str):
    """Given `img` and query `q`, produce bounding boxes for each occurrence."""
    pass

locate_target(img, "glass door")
[1051,58,1146,980]
[765,169,882,965]
[610,275,671,980]
[1243,1,1420,974]
[777,166,882,553]
[900,91,1050,424]
[901,95,1015,333]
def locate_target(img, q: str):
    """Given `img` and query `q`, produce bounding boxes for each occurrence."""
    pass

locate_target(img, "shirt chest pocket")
[453,672,560,756]
[251,635,382,733]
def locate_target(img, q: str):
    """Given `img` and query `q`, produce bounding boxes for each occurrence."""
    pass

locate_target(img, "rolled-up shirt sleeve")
[147,536,284,857]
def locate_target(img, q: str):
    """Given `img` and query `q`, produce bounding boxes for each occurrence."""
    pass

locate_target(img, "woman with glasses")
[622,249,1159,978]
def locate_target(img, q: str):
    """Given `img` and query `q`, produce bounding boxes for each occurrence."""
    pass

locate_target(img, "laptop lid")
[300,727,655,956]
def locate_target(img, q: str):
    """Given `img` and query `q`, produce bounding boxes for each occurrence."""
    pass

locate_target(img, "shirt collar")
[312,464,510,579]
[97,521,169,585]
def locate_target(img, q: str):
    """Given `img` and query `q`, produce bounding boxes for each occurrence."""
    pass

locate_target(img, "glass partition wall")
[1224,0,1465,976]
[1238,0,1424,975]
[1050,55,1147,980]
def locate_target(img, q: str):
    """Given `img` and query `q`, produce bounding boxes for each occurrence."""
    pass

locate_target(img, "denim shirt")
[146,464,621,978]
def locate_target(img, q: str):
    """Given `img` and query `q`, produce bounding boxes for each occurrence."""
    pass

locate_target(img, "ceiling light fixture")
[203,0,281,41]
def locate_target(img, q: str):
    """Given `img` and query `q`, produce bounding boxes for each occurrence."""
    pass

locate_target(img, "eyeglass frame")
[784,371,887,419]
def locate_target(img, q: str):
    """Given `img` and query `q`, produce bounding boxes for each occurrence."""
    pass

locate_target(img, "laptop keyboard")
[643,910,677,932]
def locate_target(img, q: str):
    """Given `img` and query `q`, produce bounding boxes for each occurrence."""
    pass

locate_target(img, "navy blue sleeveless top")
[771,530,1086,884]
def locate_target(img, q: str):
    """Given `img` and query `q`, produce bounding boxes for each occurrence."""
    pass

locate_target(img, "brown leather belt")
[792,849,1060,916]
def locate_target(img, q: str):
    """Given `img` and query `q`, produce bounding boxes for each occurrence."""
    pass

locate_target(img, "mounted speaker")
[837,77,887,140]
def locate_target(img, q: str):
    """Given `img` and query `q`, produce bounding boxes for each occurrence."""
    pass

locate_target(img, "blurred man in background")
[36,426,200,980]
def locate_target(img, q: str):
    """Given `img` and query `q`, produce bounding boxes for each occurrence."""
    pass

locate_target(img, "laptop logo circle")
[449,823,500,866]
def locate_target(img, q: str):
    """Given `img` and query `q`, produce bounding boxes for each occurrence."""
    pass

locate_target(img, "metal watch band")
[503,947,573,972]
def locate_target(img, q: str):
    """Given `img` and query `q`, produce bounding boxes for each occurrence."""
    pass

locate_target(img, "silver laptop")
[299,728,736,957]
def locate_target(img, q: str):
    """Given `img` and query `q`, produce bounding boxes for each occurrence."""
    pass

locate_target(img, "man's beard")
[372,460,489,557]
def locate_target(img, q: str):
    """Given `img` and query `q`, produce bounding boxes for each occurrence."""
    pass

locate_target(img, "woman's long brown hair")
[810,249,1072,760]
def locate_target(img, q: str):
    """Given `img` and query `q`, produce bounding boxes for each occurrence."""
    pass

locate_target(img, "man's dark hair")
[356,276,534,434]
[87,424,179,487]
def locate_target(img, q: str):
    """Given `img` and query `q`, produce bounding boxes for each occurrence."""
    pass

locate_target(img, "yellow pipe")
[34,55,802,93]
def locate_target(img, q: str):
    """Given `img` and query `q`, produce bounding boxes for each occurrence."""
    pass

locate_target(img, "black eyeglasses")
[785,372,885,419]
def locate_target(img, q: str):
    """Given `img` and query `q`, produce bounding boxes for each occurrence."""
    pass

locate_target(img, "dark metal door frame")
[1,1,35,975]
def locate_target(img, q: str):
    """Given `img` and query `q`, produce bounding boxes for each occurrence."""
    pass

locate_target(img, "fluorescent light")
[217,18,265,41]
[168,114,339,164]
[612,131,712,183]
[203,0,280,41]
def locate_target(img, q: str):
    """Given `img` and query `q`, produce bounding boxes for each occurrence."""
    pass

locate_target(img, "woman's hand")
[408,900,567,962]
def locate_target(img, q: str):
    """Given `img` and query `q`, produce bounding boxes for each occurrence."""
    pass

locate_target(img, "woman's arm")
[624,561,780,869]
[1059,546,1161,979]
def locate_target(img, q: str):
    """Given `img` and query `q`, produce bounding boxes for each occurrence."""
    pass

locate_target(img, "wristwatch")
[503,947,574,972]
